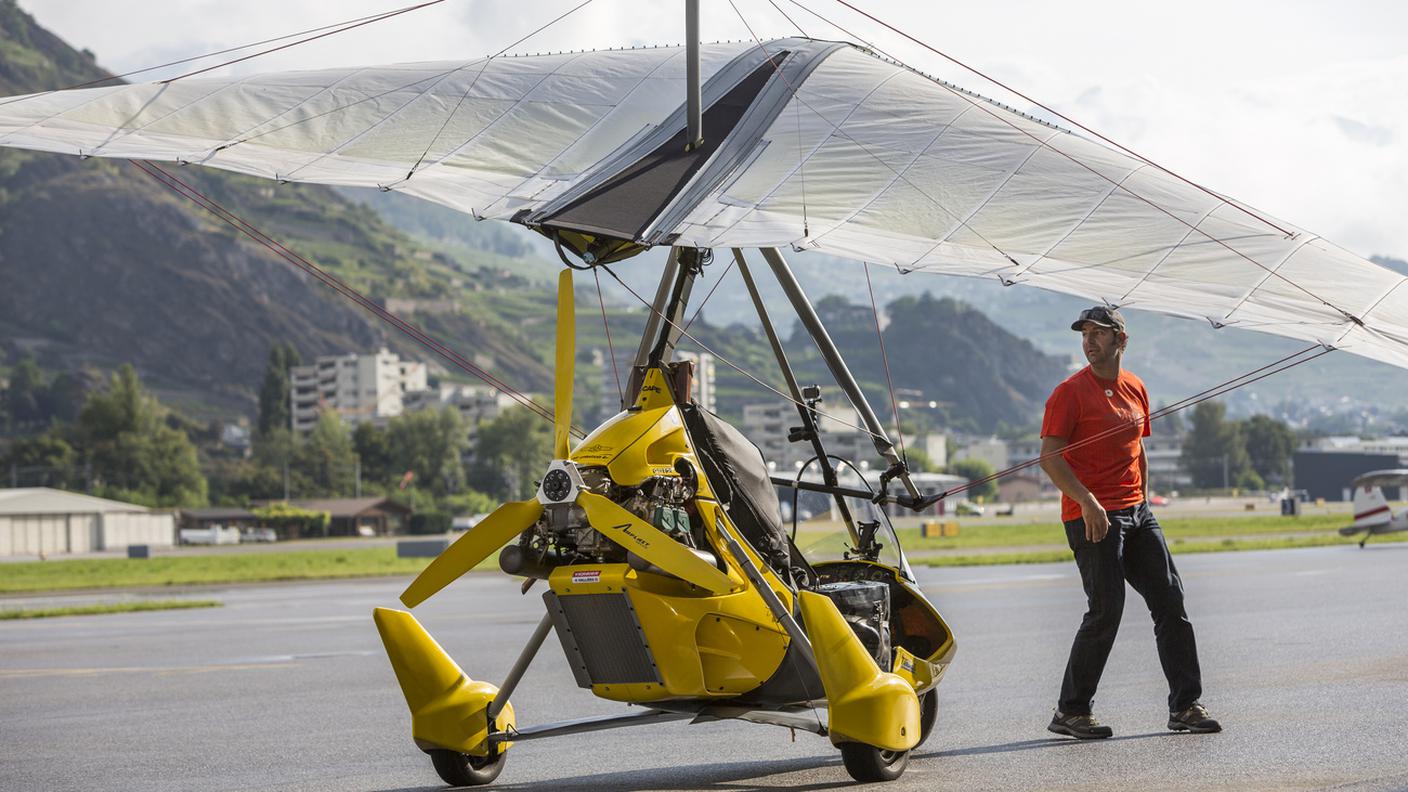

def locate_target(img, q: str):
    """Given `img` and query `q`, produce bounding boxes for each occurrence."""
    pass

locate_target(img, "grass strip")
[912,530,1408,568]
[0,599,222,620]
[892,513,1352,551]
[0,548,433,594]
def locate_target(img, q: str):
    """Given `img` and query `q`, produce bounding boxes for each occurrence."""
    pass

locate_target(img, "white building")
[0,488,175,557]
[1302,435,1408,465]
[954,437,1010,472]
[1008,434,1190,492]
[289,349,427,433]
[742,401,878,472]
[403,384,521,434]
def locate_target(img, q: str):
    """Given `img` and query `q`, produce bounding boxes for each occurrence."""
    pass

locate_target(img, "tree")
[76,365,207,506]
[1181,401,1253,489]
[2,434,77,488]
[256,342,301,438]
[297,410,357,496]
[1243,414,1296,487]
[387,407,469,498]
[250,426,309,499]
[905,447,941,474]
[948,457,998,501]
[4,357,46,431]
[469,406,551,500]
[352,421,393,488]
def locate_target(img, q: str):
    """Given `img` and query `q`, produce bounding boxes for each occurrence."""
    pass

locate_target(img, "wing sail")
[2,39,1405,369]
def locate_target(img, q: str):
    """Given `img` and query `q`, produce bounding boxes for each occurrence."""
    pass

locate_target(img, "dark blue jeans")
[1059,501,1203,714]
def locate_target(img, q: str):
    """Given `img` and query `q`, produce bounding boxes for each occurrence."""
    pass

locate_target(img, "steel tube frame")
[631,247,681,372]
[759,247,921,501]
[487,613,554,722]
[685,0,702,149]
[733,248,858,542]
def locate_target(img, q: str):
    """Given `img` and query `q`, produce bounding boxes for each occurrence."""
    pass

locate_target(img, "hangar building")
[0,488,175,557]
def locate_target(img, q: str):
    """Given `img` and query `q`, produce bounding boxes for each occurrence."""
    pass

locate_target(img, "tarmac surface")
[2,545,1406,791]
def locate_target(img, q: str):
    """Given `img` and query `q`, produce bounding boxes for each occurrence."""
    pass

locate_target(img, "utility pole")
[1222,454,1229,489]
[283,459,290,501]
[355,459,361,498]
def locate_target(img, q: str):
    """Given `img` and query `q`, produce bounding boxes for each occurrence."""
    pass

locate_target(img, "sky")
[17,0,1408,262]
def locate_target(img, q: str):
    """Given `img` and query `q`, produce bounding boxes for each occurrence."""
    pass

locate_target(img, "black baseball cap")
[1071,306,1126,333]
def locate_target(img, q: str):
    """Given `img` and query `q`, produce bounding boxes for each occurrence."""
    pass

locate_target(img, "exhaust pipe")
[498,545,570,579]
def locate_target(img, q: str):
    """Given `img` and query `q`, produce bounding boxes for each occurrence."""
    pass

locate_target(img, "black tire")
[429,748,506,787]
[839,742,910,783]
[914,689,939,750]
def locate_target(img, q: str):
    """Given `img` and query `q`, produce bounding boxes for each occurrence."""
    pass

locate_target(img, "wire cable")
[129,160,583,436]
[863,262,907,465]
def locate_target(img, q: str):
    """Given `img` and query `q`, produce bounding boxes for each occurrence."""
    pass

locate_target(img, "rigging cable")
[824,0,1294,237]
[933,343,1333,502]
[724,2,1025,272]
[593,268,624,405]
[402,0,601,181]
[683,256,737,333]
[129,159,584,437]
[598,263,884,439]
[863,262,907,466]
[605,251,1333,505]
[0,1,451,106]
[777,0,1364,333]
[161,1,450,83]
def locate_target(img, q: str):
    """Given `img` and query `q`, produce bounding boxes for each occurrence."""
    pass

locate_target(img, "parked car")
[1149,494,1170,507]
[241,527,278,543]
[956,501,985,517]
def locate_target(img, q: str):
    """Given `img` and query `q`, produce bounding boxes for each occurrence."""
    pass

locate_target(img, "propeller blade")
[554,268,575,459]
[577,492,735,594]
[399,500,543,608]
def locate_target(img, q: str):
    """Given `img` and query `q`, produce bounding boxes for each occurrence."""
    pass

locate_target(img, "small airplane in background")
[1340,470,1408,547]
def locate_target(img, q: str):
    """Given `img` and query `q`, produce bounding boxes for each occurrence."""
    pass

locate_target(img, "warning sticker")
[571,570,602,584]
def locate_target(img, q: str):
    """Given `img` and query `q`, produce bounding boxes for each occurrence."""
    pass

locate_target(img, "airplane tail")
[1342,485,1393,535]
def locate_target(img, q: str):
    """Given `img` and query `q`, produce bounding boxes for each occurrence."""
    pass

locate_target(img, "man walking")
[1039,306,1220,739]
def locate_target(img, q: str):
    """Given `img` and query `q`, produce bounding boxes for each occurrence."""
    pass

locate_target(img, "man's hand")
[1080,495,1109,542]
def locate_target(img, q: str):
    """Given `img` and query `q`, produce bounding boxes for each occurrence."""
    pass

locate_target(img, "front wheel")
[839,742,909,782]
[429,748,506,787]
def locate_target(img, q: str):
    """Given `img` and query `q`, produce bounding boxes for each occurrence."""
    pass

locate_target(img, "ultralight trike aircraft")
[3,0,1408,787]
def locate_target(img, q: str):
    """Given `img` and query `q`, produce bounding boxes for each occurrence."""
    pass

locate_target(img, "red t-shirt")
[1040,367,1151,522]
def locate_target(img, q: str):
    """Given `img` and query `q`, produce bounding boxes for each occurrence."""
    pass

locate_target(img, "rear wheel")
[914,689,939,749]
[839,742,909,782]
[429,748,506,787]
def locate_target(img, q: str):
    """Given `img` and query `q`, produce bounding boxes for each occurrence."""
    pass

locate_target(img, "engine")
[500,461,701,578]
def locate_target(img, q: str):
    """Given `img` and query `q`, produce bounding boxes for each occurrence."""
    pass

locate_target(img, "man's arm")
[1039,435,1110,542]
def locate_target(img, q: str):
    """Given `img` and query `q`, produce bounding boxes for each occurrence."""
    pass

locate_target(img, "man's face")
[1079,322,1125,366]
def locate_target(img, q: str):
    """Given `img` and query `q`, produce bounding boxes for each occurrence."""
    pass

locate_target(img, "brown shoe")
[1168,702,1221,733]
[1048,710,1113,739]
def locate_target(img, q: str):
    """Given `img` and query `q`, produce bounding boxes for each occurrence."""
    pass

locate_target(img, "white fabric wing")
[1,40,1403,369]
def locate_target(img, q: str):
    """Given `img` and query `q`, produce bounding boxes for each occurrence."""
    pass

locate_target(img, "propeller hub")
[537,460,585,505]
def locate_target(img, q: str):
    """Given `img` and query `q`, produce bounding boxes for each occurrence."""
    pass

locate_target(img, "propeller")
[399,268,735,606]
[399,270,577,608]
[399,499,543,608]
[577,492,734,594]
[553,269,574,460]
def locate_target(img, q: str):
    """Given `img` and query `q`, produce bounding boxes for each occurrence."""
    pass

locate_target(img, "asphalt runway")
[3,545,1407,792]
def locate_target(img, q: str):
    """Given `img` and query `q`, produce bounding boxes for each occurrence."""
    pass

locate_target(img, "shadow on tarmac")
[373,733,1179,791]
[376,754,850,792]
[925,731,1168,759]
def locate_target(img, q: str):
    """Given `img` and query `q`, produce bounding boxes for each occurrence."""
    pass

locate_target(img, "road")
[2,545,1406,791]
